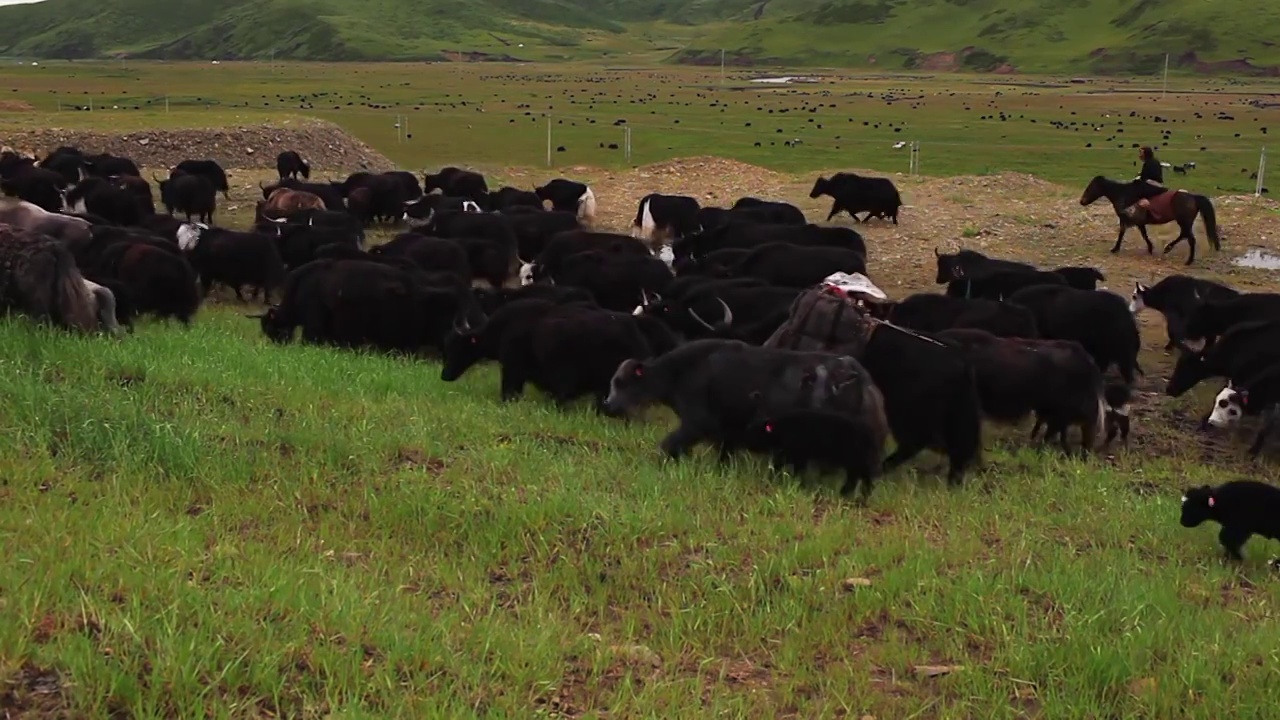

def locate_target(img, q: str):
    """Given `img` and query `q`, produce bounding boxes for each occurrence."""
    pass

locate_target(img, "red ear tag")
[470,337,478,344]
[765,423,774,433]
[1240,391,1249,406]
[1208,497,1216,508]
[634,365,644,377]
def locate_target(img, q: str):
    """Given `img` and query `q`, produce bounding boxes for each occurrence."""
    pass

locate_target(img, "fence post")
[546,114,552,168]
[624,126,632,163]
[1258,147,1267,197]
[165,95,169,113]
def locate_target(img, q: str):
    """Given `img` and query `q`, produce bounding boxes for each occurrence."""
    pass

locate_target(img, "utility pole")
[720,49,725,87]
[1162,53,1169,98]
[546,114,552,167]
[1258,147,1268,197]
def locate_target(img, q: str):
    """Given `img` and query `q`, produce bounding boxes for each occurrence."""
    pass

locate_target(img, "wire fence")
[28,93,1271,192]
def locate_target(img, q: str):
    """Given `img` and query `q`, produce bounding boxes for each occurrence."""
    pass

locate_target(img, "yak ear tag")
[1208,497,1216,508]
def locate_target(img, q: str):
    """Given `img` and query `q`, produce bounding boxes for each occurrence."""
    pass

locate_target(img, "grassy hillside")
[0,0,1278,73]
[680,0,1280,74]
[0,0,637,61]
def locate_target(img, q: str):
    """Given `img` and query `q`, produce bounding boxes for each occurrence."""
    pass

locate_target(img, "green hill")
[0,0,1277,74]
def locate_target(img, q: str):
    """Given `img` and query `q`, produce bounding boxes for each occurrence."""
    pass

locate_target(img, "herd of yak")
[0,144,1276,504]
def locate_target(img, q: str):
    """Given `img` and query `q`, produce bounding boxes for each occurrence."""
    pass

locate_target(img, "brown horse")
[1079,175,1220,266]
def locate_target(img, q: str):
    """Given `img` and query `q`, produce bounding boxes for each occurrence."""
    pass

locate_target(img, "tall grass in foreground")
[0,309,1277,718]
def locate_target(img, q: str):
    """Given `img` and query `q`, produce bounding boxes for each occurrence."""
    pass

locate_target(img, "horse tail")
[1195,194,1221,251]
[51,246,98,333]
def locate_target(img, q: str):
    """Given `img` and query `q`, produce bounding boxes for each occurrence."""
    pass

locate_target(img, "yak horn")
[688,297,732,331]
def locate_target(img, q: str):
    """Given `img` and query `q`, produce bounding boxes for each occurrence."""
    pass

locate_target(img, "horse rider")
[1127,146,1167,216]
[1137,146,1165,187]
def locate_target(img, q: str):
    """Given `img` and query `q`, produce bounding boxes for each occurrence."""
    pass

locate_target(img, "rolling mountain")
[0,0,1276,74]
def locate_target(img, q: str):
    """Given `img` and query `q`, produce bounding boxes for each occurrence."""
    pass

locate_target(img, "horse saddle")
[1126,189,1180,224]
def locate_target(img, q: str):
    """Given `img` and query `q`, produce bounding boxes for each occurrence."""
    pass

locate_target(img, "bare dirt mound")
[2,119,393,173]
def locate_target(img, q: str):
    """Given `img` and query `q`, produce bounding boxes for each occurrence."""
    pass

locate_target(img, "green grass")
[4,305,1280,718]
[1,62,1277,195]
[1,0,1279,73]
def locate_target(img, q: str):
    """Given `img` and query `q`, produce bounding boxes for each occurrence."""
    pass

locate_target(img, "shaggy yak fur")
[0,223,99,332]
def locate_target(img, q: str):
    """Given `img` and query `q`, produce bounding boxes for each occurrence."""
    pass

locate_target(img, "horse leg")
[1138,225,1154,255]
[1111,223,1126,254]
[1181,221,1198,266]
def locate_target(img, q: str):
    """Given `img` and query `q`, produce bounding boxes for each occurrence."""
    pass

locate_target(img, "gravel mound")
[2,119,394,174]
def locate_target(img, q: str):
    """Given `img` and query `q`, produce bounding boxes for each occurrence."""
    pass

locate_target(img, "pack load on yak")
[763,272,890,353]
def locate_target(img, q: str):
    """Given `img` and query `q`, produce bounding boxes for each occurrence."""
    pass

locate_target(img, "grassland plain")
[0,62,1276,193]
[2,63,1280,718]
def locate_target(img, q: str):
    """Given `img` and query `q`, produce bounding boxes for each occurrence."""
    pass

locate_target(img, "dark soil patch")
[0,663,69,717]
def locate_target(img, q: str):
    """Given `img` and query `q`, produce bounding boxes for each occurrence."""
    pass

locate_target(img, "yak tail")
[631,195,652,238]
[1195,194,1221,251]
[89,282,123,336]
[51,247,97,332]
[1092,390,1108,451]
[578,187,597,225]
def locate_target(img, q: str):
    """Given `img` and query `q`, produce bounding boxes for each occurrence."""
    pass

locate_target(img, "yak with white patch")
[631,193,701,248]
[181,226,287,302]
[536,179,597,223]
[1205,367,1280,457]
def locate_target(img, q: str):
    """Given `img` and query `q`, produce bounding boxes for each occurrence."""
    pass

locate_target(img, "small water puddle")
[749,76,821,84]
[1233,247,1280,270]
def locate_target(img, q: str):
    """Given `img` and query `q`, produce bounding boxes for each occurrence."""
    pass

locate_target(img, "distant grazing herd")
[0,145,1276,560]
